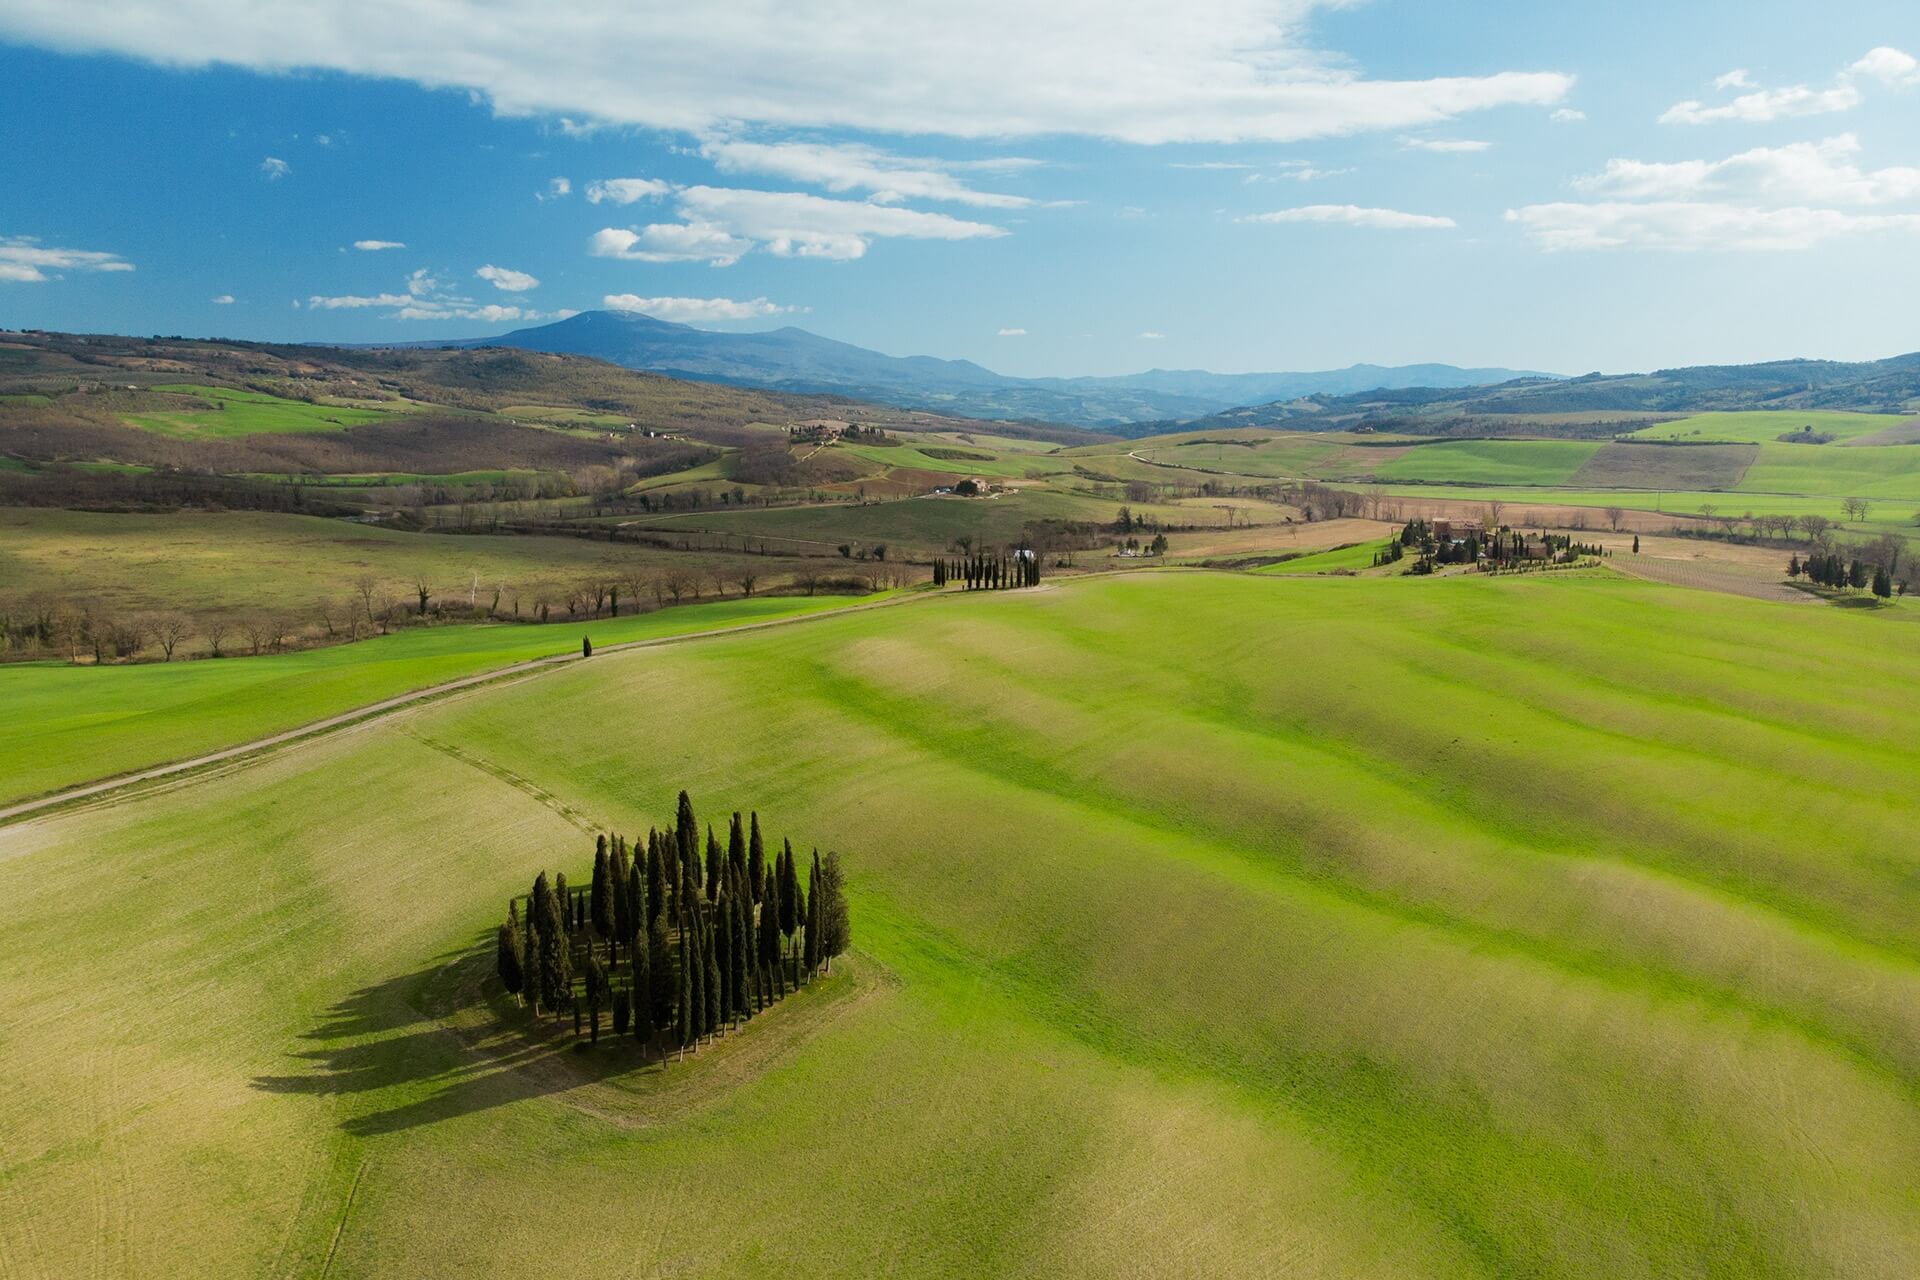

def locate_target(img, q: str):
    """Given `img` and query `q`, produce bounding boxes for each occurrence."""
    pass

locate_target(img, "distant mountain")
[417,310,1550,428]
[1170,352,1920,436]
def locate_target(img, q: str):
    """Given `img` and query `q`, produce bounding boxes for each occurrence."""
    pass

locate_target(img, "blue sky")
[2,0,1917,378]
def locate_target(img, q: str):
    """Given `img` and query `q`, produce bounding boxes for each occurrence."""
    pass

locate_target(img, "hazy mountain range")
[416,310,1553,428]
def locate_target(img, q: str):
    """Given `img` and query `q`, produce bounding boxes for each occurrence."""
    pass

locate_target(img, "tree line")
[494,792,851,1057]
[1790,551,1900,598]
[931,551,1042,590]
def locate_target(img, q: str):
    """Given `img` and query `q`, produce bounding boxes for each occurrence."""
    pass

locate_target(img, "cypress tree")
[760,867,785,998]
[496,916,525,1002]
[646,833,666,929]
[703,907,722,1037]
[591,839,613,948]
[553,872,570,935]
[611,841,632,961]
[648,913,674,1034]
[687,891,707,1041]
[706,826,722,903]
[803,850,822,979]
[732,880,752,1020]
[819,850,851,973]
[717,897,736,1026]
[539,877,571,1022]
[626,862,645,963]
[586,955,606,1043]
[748,812,765,903]
[728,812,747,886]
[613,987,630,1038]
[676,790,699,892]
[777,840,799,942]
[683,917,698,1059]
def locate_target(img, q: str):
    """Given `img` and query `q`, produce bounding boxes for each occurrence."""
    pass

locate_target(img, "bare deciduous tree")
[152,613,192,661]
[1604,506,1625,532]
[206,619,229,658]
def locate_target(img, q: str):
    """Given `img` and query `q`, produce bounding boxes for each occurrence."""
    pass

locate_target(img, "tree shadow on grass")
[252,932,678,1137]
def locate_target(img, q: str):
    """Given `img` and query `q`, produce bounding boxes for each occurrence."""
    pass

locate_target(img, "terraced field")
[5,571,1919,1278]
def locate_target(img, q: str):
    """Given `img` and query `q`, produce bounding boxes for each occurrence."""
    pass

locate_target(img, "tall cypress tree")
[703,906,722,1037]
[553,872,570,936]
[728,812,747,886]
[585,955,606,1043]
[803,850,822,979]
[676,790,699,892]
[705,826,722,903]
[748,812,765,903]
[496,915,525,1002]
[777,840,799,944]
[760,868,785,998]
[611,842,632,961]
[626,862,645,964]
[675,912,693,1053]
[590,839,613,949]
[819,850,851,973]
[646,833,666,930]
[540,875,571,1021]
[731,879,751,1020]
[687,889,707,1041]
[648,913,674,1036]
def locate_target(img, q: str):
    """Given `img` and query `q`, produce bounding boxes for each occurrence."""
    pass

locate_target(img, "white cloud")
[0,235,135,282]
[352,238,405,251]
[1850,47,1920,87]
[1139,331,1165,339]
[307,269,565,321]
[306,292,414,309]
[997,326,1026,336]
[1572,135,1920,206]
[1661,83,1861,126]
[476,263,540,291]
[602,294,795,323]
[702,139,1033,207]
[585,177,672,204]
[1402,137,1491,153]
[0,1,1571,146]
[260,155,290,180]
[1658,51,1914,125]
[537,176,571,201]
[210,294,235,304]
[1239,204,1456,230]
[1550,108,1586,123]
[590,222,755,266]
[591,185,1006,265]
[1505,201,1920,251]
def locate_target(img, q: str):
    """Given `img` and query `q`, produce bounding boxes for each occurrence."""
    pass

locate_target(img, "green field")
[0,592,876,806]
[1368,439,1599,485]
[5,571,1919,1276]
[122,383,396,438]
[1252,538,1395,575]
[1631,410,1910,444]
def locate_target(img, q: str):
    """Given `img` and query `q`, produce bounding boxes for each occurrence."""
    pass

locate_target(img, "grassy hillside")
[1631,410,1909,444]
[0,592,874,805]
[4,572,1919,1277]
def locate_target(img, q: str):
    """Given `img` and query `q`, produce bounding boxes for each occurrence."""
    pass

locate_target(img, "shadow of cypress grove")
[251,933,655,1137]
